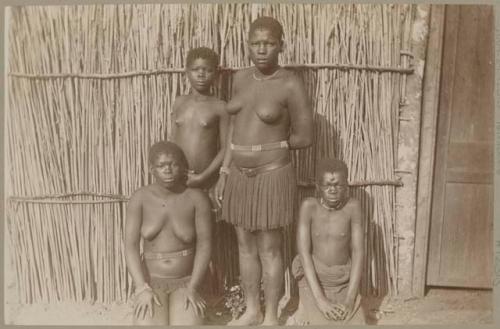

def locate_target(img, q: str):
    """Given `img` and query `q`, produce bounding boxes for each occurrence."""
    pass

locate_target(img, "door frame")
[412,4,446,298]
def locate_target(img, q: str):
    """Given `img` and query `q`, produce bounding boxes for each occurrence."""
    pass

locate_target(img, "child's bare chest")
[141,195,195,242]
[311,210,351,241]
[175,103,218,129]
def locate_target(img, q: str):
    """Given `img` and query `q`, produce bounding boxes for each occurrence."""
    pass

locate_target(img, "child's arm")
[188,102,229,186]
[214,115,234,208]
[185,190,213,317]
[286,74,313,149]
[297,198,341,320]
[342,199,364,315]
[124,191,161,319]
[213,69,242,204]
[169,98,180,141]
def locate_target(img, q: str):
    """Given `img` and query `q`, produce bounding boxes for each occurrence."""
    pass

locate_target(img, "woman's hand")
[184,287,207,318]
[133,288,161,320]
[214,175,227,208]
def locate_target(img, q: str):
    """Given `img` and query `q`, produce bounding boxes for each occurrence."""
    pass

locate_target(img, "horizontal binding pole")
[8,199,127,204]
[8,191,129,204]
[8,63,414,80]
[297,178,403,188]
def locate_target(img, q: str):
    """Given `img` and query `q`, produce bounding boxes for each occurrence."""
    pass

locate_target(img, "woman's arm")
[187,191,213,291]
[184,190,213,317]
[286,74,313,149]
[124,191,147,288]
[125,190,161,319]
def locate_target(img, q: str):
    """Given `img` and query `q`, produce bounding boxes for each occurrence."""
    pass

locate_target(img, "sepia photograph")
[2,1,495,326]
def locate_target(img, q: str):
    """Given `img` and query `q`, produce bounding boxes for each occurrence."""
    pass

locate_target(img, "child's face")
[318,171,348,204]
[150,152,185,188]
[248,28,282,70]
[186,58,216,93]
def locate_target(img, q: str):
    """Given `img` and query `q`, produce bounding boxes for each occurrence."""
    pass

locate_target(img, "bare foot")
[228,310,264,326]
[260,319,279,326]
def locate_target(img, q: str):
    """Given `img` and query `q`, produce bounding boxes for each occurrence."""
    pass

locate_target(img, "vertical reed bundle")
[6,3,414,303]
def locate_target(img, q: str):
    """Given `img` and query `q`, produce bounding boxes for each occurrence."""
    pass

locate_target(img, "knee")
[238,240,258,257]
[259,244,281,262]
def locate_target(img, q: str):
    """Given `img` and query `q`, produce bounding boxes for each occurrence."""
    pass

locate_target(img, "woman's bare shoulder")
[281,68,305,88]
[129,185,154,203]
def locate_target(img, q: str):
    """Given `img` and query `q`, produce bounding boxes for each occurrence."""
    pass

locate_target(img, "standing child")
[171,47,229,192]
[125,141,213,325]
[287,158,364,325]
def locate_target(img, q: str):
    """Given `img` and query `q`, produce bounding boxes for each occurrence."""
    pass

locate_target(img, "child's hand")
[184,287,206,318]
[214,175,227,208]
[133,289,161,320]
[316,297,345,321]
[338,297,356,320]
[186,172,204,187]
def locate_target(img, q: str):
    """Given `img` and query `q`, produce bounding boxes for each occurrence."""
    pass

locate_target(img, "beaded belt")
[143,248,194,260]
[230,140,289,152]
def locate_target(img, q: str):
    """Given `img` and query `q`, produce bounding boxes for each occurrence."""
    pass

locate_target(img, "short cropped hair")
[186,47,219,69]
[148,141,189,172]
[249,16,284,40]
[315,158,348,183]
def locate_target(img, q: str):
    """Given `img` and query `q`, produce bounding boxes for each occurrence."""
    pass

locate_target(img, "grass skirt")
[221,162,297,231]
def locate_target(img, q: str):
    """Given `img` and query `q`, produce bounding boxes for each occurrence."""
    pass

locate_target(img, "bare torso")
[310,198,356,266]
[172,95,224,186]
[227,68,292,167]
[139,185,197,278]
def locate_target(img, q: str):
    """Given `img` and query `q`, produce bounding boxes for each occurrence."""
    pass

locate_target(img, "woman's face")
[150,153,185,189]
[248,28,282,71]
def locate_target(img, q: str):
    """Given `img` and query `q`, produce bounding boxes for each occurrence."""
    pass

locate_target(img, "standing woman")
[215,16,313,326]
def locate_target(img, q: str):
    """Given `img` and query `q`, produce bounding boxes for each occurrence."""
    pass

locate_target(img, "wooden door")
[426,5,494,288]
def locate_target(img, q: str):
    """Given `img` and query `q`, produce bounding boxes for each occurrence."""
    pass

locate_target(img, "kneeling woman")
[125,141,212,325]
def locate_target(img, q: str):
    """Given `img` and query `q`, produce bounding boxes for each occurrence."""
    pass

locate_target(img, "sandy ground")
[4,240,493,325]
[4,284,493,325]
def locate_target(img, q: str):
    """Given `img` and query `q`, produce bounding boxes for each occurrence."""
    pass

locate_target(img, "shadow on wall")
[355,187,388,325]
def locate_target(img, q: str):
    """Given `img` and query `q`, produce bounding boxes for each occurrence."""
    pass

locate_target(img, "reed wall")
[6,3,415,304]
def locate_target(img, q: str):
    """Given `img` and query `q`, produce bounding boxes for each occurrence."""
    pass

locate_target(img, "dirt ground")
[3,239,492,325]
[4,284,492,325]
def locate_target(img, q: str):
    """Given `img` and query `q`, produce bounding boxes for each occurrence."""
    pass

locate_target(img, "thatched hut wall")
[6,3,420,304]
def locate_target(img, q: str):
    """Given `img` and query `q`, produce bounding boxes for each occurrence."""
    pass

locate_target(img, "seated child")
[124,141,213,325]
[287,158,364,325]
[171,47,228,194]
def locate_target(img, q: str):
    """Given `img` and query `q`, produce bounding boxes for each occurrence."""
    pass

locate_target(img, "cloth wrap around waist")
[292,254,351,294]
[288,254,362,325]
[141,248,194,294]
